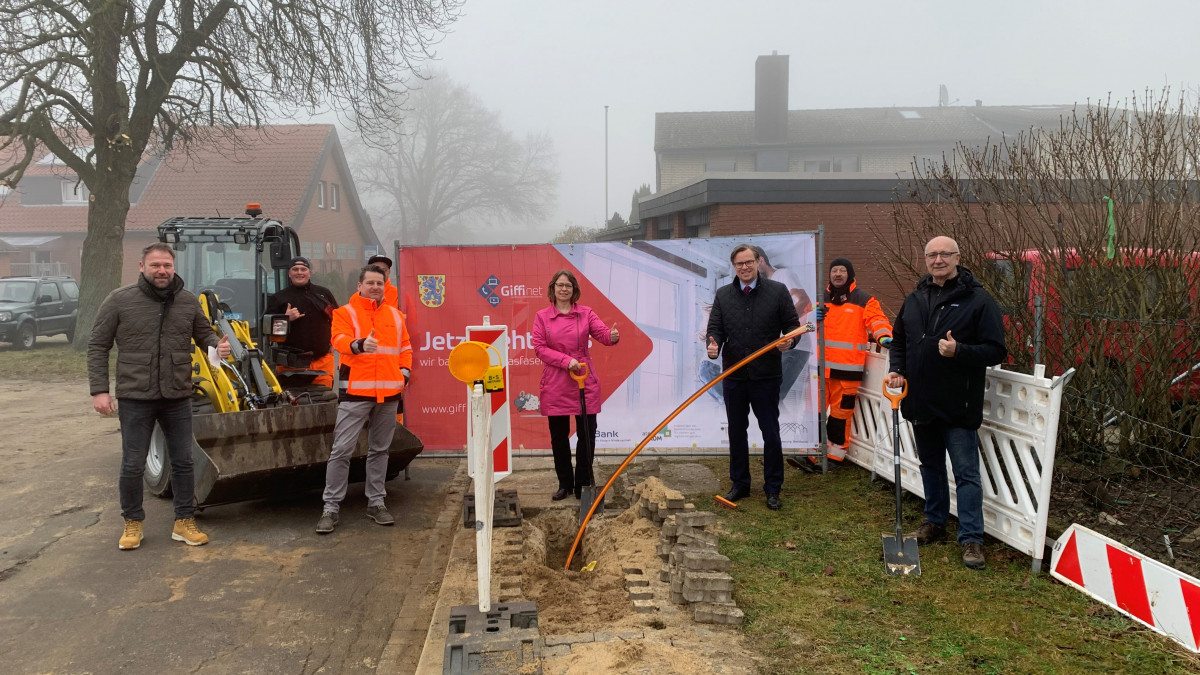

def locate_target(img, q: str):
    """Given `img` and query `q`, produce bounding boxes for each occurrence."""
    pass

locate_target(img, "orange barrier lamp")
[563,323,815,569]
[448,340,504,391]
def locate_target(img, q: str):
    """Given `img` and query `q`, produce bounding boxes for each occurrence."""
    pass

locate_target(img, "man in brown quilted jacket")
[88,243,230,550]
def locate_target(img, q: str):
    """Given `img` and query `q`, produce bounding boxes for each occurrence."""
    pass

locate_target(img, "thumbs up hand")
[216,334,232,359]
[610,321,620,345]
[363,329,378,354]
[706,336,719,359]
[938,330,957,358]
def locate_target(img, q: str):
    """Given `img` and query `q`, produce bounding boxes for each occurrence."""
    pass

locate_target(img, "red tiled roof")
[0,125,333,234]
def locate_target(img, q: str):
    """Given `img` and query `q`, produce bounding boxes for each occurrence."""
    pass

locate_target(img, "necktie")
[743,285,751,295]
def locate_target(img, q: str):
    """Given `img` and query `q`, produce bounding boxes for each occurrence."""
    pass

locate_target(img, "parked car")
[0,275,80,349]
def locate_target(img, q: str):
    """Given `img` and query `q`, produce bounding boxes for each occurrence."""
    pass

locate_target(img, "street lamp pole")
[604,105,609,227]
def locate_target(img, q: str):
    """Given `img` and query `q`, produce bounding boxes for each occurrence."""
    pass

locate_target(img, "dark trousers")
[723,377,783,495]
[912,422,985,545]
[548,414,597,491]
[117,397,195,521]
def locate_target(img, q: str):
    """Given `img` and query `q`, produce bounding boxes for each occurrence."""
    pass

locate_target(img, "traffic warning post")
[466,322,512,482]
[1051,523,1200,654]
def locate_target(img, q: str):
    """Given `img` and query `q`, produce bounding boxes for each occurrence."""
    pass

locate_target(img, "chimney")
[755,53,788,144]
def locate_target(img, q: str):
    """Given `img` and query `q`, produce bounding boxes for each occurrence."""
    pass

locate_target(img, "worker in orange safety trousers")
[790,257,892,472]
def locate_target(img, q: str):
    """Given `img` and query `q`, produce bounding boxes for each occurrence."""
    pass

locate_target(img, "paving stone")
[681,570,735,592]
[669,591,686,605]
[595,630,645,642]
[621,567,643,576]
[674,548,731,572]
[543,632,596,647]
[676,511,717,528]
[625,573,650,588]
[682,587,732,604]
[632,599,659,613]
[676,530,719,549]
[693,602,745,626]
[628,588,654,601]
[543,643,572,657]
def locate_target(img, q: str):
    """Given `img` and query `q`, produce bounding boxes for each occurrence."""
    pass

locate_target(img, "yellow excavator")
[144,205,422,507]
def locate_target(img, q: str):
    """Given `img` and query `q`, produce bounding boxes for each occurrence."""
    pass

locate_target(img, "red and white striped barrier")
[1050,523,1200,653]
[466,323,512,482]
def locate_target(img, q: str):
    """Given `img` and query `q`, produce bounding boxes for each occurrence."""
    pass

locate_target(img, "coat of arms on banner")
[418,275,446,308]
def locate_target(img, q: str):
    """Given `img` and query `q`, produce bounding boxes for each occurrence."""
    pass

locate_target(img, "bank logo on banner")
[418,275,446,308]
[477,274,502,307]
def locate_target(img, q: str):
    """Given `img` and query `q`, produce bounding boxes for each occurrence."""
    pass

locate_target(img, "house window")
[61,180,89,203]
[337,243,357,260]
[756,149,789,172]
[684,208,709,238]
[803,156,860,173]
[300,241,324,260]
[704,159,735,172]
[330,183,340,210]
[317,181,326,209]
[655,216,672,239]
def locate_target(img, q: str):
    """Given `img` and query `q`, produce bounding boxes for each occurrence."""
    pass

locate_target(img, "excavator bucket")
[189,402,423,507]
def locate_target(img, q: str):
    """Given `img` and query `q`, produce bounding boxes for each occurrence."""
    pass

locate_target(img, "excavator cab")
[146,206,422,507]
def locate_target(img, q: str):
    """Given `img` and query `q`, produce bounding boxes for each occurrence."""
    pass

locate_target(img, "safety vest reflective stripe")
[825,339,872,351]
[340,380,406,389]
[376,346,401,355]
[399,345,412,354]
[824,362,865,372]
[346,305,362,335]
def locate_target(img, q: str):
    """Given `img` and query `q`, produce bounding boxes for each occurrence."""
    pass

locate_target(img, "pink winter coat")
[532,303,614,416]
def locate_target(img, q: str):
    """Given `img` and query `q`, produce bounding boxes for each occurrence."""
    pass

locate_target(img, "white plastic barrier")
[845,349,1073,571]
[468,383,494,611]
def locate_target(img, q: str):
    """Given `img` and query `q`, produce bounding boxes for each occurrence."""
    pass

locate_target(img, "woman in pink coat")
[532,270,620,500]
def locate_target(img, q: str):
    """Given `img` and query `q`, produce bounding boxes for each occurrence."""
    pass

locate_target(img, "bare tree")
[872,89,1200,461]
[871,89,1200,572]
[0,0,461,347]
[350,74,558,245]
[550,224,602,244]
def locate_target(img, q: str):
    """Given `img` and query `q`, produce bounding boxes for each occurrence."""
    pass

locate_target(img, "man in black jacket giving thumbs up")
[886,236,1006,570]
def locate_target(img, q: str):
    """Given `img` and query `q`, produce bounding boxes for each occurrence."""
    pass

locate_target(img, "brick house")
[0,125,379,299]
[600,53,1072,310]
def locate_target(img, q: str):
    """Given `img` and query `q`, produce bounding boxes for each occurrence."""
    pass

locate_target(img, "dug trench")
[470,465,763,675]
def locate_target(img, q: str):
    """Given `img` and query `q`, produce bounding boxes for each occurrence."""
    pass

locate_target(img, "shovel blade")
[578,485,604,522]
[882,534,922,576]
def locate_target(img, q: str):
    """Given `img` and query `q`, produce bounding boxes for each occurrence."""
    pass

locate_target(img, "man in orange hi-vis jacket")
[792,257,892,471]
[316,264,413,534]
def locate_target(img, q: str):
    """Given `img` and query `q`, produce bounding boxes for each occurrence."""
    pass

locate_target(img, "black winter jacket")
[888,266,1006,429]
[88,274,220,399]
[266,282,337,358]
[706,275,802,381]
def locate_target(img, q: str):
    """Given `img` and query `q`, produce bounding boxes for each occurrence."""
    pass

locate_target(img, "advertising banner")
[397,233,820,452]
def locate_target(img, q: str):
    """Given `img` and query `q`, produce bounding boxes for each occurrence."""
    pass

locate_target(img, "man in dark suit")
[706,243,802,510]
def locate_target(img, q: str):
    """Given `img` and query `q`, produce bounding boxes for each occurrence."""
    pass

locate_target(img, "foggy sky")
[399,0,1200,242]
